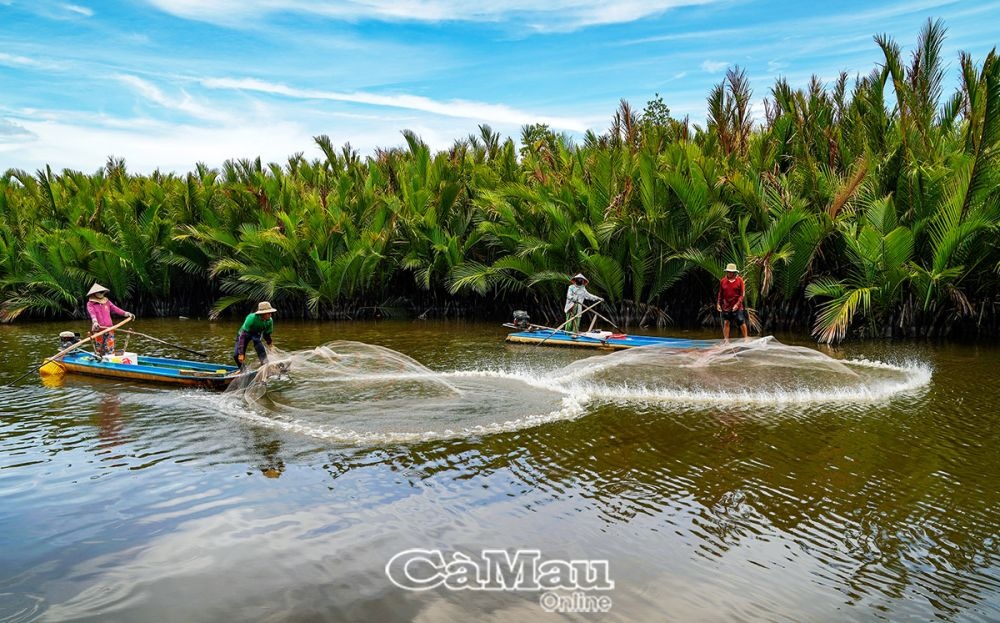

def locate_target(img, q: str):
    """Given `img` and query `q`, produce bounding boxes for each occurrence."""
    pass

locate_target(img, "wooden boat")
[505,327,716,351]
[504,309,716,351]
[41,350,245,389]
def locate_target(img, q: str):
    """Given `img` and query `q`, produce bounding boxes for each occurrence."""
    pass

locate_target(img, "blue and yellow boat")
[505,327,714,350]
[40,350,243,389]
[504,310,715,351]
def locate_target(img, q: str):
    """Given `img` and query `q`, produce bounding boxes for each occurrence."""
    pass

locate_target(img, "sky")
[1,0,998,174]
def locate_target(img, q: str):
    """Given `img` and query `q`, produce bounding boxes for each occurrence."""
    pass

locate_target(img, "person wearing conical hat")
[85,283,134,357]
[716,263,748,340]
[233,302,277,369]
[564,273,603,334]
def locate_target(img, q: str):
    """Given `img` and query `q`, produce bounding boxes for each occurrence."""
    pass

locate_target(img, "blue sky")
[1,0,998,174]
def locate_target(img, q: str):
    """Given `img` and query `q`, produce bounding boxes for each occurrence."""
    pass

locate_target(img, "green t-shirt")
[240,312,273,337]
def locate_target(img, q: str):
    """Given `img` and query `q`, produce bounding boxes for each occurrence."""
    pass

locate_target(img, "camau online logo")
[385,548,614,613]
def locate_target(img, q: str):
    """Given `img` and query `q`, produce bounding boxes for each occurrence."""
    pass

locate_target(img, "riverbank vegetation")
[2,20,999,342]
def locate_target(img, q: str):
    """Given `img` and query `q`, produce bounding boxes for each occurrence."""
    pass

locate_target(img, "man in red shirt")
[716,263,748,340]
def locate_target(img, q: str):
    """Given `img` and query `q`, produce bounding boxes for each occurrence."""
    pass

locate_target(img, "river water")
[0,319,997,622]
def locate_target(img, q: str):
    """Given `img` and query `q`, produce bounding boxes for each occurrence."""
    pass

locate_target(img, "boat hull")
[506,329,713,350]
[50,351,243,389]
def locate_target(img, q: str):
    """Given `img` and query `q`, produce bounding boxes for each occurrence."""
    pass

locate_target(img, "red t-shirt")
[718,276,745,311]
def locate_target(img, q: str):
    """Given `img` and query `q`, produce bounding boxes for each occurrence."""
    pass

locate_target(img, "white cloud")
[0,52,65,71]
[0,58,598,175]
[201,77,589,132]
[20,1,98,20]
[0,53,41,68]
[0,118,36,140]
[623,27,748,46]
[623,0,964,50]
[767,60,787,74]
[122,33,153,45]
[62,3,94,17]
[0,114,316,174]
[115,74,236,124]
[0,97,581,175]
[700,60,729,73]
[145,0,720,31]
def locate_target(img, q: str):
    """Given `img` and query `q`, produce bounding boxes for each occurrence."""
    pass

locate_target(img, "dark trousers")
[721,309,746,326]
[233,331,267,367]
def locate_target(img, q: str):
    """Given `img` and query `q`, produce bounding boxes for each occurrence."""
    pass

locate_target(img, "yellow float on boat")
[39,359,65,377]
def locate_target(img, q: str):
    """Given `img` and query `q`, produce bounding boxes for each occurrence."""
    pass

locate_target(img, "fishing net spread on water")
[221,341,578,444]
[551,336,917,403]
[215,337,931,444]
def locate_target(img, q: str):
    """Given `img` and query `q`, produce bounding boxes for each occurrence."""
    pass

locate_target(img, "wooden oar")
[38,316,134,378]
[122,329,209,358]
[535,300,603,348]
[4,317,134,385]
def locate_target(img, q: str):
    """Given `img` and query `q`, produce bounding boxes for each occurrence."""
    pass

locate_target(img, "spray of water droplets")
[209,338,931,444]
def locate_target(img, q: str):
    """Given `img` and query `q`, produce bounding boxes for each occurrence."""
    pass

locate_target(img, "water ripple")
[0,324,995,622]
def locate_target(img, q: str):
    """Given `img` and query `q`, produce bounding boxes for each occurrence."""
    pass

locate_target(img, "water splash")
[218,341,577,444]
[548,336,931,406]
[214,338,931,444]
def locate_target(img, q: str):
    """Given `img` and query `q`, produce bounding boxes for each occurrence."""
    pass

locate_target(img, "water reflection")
[0,321,997,621]
[342,396,1000,618]
[244,428,286,478]
[39,374,64,389]
[92,393,126,447]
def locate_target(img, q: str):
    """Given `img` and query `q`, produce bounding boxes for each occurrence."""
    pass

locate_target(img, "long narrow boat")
[505,327,715,350]
[42,351,244,389]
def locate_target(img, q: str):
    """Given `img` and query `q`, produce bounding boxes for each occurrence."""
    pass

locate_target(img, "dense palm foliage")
[2,21,999,342]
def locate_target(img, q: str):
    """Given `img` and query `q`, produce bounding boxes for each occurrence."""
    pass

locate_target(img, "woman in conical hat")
[86,283,134,357]
[564,273,603,334]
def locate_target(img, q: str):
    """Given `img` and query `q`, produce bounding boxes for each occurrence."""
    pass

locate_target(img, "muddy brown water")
[0,319,997,621]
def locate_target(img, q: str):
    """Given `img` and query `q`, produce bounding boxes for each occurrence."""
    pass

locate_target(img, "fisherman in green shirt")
[233,301,276,368]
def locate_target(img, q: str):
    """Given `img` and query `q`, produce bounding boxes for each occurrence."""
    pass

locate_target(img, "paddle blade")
[39,360,65,377]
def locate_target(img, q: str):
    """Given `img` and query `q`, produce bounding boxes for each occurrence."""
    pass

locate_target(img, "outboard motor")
[512,310,531,330]
[59,331,80,349]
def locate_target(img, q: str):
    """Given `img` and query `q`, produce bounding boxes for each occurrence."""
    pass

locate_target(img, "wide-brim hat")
[255,301,277,314]
[570,273,589,283]
[87,283,109,296]
[724,263,739,273]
